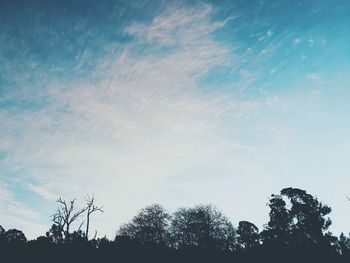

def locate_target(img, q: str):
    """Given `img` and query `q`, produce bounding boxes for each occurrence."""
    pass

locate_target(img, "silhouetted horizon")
[1,1,349,262]
[1,187,350,262]
[1,0,350,241]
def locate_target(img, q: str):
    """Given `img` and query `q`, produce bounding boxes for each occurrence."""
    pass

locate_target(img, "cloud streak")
[0,3,281,237]
[1,1,348,239]
[1,4,258,238]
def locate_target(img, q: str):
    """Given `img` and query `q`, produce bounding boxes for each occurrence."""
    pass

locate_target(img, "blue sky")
[0,0,350,239]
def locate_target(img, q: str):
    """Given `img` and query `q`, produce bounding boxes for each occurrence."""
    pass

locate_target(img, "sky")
[0,0,350,240]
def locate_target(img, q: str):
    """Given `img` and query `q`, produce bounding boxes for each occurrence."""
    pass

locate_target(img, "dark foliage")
[118,204,170,246]
[237,221,260,249]
[170,204,236,250]
[1,187,350,263]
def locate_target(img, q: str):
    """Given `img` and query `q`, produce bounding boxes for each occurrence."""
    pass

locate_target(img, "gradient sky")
[1,0,350,239]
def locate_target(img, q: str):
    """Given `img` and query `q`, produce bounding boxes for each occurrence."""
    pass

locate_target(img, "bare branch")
[78,221,85,232]
[52,196,87,240]
[69,207,88,225]
[85,194,103,239]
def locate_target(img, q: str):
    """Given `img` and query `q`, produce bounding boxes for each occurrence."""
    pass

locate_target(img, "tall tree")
[261,194,291,245]
[261,188,333,247]
[281,187,332,245]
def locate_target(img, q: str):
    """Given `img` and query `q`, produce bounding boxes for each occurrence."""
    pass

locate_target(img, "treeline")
[1,187,350,263]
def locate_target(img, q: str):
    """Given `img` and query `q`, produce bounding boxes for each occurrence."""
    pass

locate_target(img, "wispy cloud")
[1,1,346,240]
[0,3,281,238]
[0,183,45,237]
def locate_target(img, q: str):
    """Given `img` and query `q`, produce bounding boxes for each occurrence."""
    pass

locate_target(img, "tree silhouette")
[2,187,350,263]
[52,197,88,241]
[281,187,332,246]
[261,187,334,249]
[118,204,171,246]
[0,225,6,245]
[85,194,103,240]
[3,228,27,246]
[338,233,350,256]
[261,193,291,245]
[46,223,64,243]
[237,221,260,249]
[170,204,236,251]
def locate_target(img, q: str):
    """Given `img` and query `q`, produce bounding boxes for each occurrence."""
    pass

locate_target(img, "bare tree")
[85,194,103,239]
[52,197,87,240]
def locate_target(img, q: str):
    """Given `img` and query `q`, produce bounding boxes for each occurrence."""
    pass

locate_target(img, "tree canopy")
[1,187,350,263]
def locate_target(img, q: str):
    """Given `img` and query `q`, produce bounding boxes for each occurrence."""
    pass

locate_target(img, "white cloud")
[125,4,234,49]
[0,4,296,239]
[27,183,57,201]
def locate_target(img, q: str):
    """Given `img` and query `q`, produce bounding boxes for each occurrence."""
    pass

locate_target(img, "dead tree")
[52,197,87,240]
[85,194,103,239]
